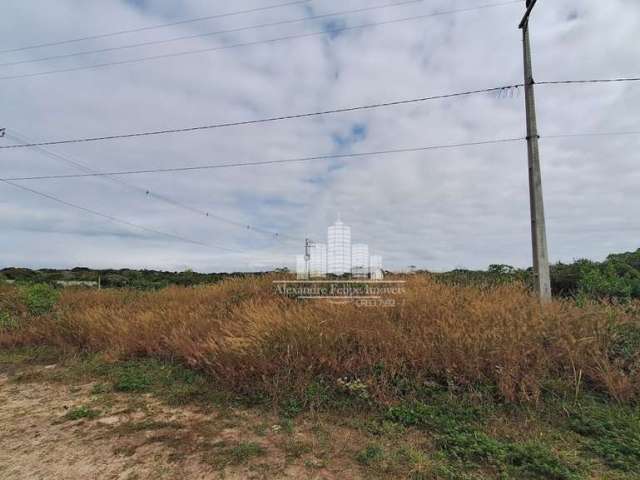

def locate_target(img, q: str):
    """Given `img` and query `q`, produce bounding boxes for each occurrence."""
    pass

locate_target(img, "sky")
[0,0,638,273]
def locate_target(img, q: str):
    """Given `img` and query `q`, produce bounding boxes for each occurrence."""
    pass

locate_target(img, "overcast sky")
[0,0,638,272]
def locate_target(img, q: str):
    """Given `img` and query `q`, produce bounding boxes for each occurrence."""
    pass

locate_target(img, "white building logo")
[296,216,384,280]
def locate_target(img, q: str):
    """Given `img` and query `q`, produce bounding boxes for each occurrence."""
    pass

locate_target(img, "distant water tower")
[351,244,370,278]
[328,216,351,275]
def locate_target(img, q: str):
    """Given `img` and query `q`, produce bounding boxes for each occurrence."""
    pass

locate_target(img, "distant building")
[351,244,370,278]
[370,255,384,280]
[294,216,383,279]
[328,217,351,275]
[55,280,98,288]
[310,243,327,278]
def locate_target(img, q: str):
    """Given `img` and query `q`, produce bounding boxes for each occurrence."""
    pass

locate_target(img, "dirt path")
[0,368,362,480]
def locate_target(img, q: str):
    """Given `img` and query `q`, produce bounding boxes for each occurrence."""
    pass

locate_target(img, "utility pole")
[304,238,314,280]
[520,0,552,303]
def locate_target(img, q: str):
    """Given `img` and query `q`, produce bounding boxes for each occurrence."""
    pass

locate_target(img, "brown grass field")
[2,275,638,405]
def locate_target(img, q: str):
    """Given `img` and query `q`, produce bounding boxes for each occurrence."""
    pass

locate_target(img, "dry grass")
[1,276,638,404]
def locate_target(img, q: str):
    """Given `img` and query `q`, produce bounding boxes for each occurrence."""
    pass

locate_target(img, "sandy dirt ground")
[0,367,364,480]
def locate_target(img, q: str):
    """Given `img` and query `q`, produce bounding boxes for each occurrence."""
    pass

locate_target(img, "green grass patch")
[3,350,229,409]
[204,441,266,468]
[565,399,640,473]
[0,346,63,365]
[64,405,101,421]
[114,419,183,434]
[90,358,227,406]
[387,397,581,480]
[228,442,266,463]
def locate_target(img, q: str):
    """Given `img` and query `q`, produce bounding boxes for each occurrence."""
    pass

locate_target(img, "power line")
[0,135,257,252]
[0,0,422,67]
[5,129,638,183]
[0,1,521,81]
[0,0,310,55]
[1,137,526,181]
[543,130,640,139]
[3,128,636,250]
[0,84,524,149]
[1,176,292,257]
[537,78,640,86]
[0,178,230,249]
[3,76,637,150]
[5,130,296,241]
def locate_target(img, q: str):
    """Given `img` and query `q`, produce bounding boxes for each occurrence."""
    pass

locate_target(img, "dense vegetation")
[432,248,640,301]
[2,248,638,300]
[0,266,270,289]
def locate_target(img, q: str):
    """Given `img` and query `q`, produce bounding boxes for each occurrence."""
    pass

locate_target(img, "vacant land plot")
[1,277,639,479]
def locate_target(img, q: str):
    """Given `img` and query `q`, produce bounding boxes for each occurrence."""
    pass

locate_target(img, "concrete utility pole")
[520,0,552,303]
[304,238,314,280]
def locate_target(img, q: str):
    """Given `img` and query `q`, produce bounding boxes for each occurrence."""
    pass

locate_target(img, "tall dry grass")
[1,276,638,404]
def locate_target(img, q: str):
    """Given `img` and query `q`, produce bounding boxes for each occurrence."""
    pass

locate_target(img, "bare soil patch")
[0,366,365,480]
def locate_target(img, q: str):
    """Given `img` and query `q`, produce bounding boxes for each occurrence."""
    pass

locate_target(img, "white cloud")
[0,0,638,272]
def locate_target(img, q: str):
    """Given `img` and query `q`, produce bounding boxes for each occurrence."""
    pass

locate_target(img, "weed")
[281,397,303,418]
[282,438,312,459]
[356,444,385,466]
[278,418,295,434]
[0,346,61,365]
[206,442,266,468]
[0,311,19,332]
[113,363,153,392]
[304,380,334,409]
[109,359,211,400]
[64,405,100,421]
[337,377,371,401]
[114,420,183,434]
[91,383,109,394]
[113,445,138,457]
[609,323,640,362]
[251,422,270,436]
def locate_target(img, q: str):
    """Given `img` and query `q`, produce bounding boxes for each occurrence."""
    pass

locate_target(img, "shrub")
[578,260,640,300]
[21,283,59,316]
